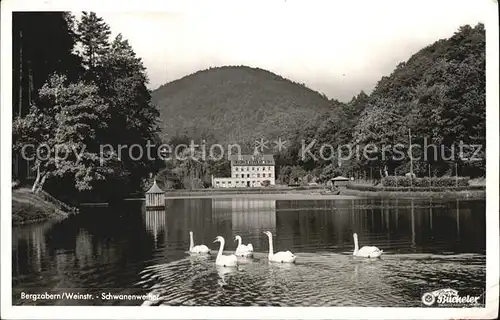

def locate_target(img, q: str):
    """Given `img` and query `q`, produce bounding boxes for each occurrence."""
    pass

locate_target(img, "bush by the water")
[382,176,469,188]
[347,183,483,192]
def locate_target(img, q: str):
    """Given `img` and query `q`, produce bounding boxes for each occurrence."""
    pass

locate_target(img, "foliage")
[355,23,485,178]
[94,34,164,189]
[151,66,336,149]
[318,164,343,182]
[346,183,482,192]
[12,12,163,201]
[381,176,469,187]
[76,11,111,72]
[13,74,118,194]
[278,23,485,180]
[289,166,307,185]
[13,14,485,201]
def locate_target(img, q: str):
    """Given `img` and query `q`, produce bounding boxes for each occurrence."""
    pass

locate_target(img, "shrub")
[346,182,482,192]
[382,176,469,187]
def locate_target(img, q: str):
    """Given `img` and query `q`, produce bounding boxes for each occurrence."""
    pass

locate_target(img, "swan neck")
[237,238,242,246]
[354,236,359,254]
[217,239,225,258]
[189,233,194,250]
[267,235,274,259]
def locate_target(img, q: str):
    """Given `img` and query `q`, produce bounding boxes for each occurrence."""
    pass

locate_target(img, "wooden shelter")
[145,180,165,209]
[331,176,350,188]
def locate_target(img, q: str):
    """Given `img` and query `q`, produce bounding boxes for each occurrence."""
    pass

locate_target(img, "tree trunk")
[18,31,23,117]
[36,174,47,193]
[31,165,41,193]
[31,166,47,194]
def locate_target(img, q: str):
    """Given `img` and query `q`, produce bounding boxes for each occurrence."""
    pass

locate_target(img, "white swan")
[234,235,254,257]
[213,236,238,267]
[189,231,210,254]
[352,233,383,258]
[263,231,296,263]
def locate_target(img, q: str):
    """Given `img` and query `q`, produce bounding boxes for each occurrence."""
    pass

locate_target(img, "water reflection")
[12,198,485,306]
[143,209,167,248]
[456,199,460,240]
[212,199,276,228]
[411,200,416,247]
[216,266,237,286]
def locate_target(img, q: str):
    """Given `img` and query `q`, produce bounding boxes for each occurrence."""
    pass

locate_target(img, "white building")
[212,151,276,188]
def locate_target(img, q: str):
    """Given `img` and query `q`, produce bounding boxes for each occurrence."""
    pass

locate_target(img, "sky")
[92,0,487,102]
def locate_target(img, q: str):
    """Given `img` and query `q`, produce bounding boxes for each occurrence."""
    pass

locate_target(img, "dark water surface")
[12,198,486,306]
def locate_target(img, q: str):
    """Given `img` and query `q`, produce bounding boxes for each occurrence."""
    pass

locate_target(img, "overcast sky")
[93,0,487,102]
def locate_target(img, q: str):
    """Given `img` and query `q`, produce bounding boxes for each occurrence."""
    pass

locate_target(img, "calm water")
[12,198,486,306]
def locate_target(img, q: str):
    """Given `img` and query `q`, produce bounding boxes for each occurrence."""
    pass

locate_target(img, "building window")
[257,173,260,177]
[236,174,239,178]
[263,173,266,178]
[247,174,250,178]
[235,167,238,171]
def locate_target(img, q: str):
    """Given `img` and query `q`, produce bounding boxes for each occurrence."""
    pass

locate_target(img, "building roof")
[331,176,349,181]
[146,180,164,193]
[229,154,275,166]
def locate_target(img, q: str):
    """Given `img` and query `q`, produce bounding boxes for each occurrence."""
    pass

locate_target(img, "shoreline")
[340,188,486,200]
[127,188,486,201]
[164,193,361,200]
[12,188,77,226]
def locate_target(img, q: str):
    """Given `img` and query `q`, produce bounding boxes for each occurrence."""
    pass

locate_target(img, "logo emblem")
[421,292,435,306]
[421,288,482,307]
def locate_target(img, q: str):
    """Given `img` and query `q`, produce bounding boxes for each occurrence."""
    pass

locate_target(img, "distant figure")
[405,172,416,178]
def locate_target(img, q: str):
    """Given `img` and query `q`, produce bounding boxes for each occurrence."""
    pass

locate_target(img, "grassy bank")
[162,186,324,197]
[164,192,360,200]
[12,188,77,225]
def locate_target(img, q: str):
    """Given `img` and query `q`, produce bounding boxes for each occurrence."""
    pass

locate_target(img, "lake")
[12,197,486,307]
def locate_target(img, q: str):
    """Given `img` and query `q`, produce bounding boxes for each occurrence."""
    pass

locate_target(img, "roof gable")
[229,154,275,165]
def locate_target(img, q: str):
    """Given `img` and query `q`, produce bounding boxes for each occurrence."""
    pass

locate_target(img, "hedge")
[382,176,470,188]
[347,183,484,192]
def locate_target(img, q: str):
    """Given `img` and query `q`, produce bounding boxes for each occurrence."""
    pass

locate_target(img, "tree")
[352,23,485,178]
[12,74,116,193]
[94,34,164,191]
[76,11,111,73]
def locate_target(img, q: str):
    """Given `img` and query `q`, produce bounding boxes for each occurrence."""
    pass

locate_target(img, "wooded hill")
[151,66,339,148]
[154,23,486,184]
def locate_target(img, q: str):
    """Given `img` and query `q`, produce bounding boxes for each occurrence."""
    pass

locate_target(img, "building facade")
[212,152,276,188]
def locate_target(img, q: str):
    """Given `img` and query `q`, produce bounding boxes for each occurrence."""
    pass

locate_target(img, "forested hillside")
[277,23,485,183]
[151,66,338,148]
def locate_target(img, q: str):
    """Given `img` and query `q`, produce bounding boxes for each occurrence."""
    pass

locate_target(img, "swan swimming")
[213,236,238,267]
[188,231,210,254]
[263,231,296,263]
[234,235,254,257]
[352,233,383,258]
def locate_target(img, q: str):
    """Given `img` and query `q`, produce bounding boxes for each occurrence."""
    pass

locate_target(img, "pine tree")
[96,34,163,191]
[76,12,111,72]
